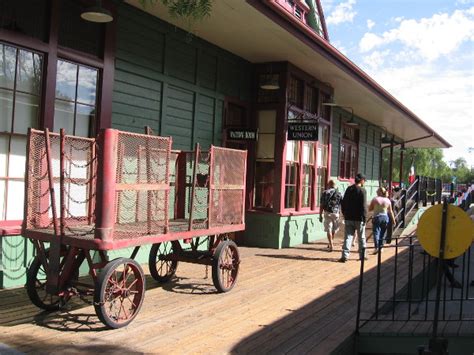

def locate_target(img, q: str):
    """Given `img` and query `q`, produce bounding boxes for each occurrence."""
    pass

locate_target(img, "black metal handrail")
[356,236,474,334]
[390,175,443,237]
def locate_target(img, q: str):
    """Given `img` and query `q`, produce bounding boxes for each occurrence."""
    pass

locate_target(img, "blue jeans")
[342,220,367,259]
[373,214,389,250]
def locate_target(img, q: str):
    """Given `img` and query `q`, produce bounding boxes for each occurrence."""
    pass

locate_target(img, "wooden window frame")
[0,0,116,222]
[338,122,359,181]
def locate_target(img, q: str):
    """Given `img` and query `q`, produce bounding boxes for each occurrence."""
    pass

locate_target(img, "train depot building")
[0,0,450,288]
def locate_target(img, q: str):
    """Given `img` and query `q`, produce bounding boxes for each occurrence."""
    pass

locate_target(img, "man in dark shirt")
[339,173,368,262]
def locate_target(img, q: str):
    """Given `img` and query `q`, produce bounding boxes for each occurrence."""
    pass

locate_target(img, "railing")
[356,235,474,334]
[390,175,443,237]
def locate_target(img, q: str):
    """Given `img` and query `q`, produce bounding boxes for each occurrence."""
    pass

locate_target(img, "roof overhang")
[125,0,451,149]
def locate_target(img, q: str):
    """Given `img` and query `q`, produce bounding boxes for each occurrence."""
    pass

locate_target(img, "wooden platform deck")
[0,236,433,355]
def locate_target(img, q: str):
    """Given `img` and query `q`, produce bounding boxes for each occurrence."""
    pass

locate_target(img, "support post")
[423,177,428,207]
[399,146,404,187]
[44,128,60,293]
[95,129,118,244]
[388,142,394,195]
[429,198,449,354]
[416,175,421,207]
[188,143,200,231]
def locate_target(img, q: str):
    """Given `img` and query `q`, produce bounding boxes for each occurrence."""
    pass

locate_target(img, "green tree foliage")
[381,147,474,184]
[139,0,213,21]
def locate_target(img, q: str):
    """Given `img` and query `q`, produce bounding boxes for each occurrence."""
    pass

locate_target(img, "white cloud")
[359,32,384,52]
[367,19,375,29]
[362,50,390,71]
[364,63,474,165]
[331,40,349,56]
[359,7,474,61]
[326,0,357,26]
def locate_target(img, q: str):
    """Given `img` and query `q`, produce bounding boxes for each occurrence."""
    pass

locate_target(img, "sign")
[287,122,318,141]
[227,129,258,141]
[417,204,474,259]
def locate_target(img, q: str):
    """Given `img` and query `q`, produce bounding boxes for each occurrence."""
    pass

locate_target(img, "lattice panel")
[209,147,246,227]
[114,131,171,239]
[24,130,96,236]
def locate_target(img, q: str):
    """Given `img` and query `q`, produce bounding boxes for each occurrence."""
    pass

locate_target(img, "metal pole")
[399,147,404,187]
[355,247,366,335]
[430,198,449,354]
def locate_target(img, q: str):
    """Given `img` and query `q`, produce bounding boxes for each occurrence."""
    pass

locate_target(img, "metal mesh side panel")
[24,130,96,237]
[190,150,210,229]
[114,132,171,239]
[209,147,246,227]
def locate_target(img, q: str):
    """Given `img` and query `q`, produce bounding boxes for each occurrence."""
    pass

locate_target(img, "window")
[254,110,276,210]
[301,142,315,208]
[54,60,98,137]
[288,76,303,108]
[254,162,274,209]
[304,85,319,114]
[316,124,329,206]
[284,140,299,209]
[320,92,331,120]
[339,124,359,179]
[0,43,43,220]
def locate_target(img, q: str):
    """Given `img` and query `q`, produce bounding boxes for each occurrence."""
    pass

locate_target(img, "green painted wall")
[330,107,382,182]
[112,3,252,150]
[243,213,325,249]
[0,4,252,288]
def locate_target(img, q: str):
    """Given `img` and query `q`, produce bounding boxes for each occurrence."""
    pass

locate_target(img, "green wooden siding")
[112,3,252,150]
[330,107,381,182]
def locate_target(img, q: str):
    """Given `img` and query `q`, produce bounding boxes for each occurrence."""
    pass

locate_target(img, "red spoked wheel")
[26,253,62,311]
[212,240,240,293]
[94,258,145,329]
[26,249,77,311]
[148,241,179,283]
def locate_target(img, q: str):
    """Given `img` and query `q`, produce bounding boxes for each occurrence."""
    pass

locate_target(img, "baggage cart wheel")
[94,258,145,329]
[148,241,179,283]
[212,240,240,293]
[26,253,62,311]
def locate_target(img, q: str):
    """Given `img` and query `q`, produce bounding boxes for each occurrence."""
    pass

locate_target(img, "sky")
[320,0,474,167]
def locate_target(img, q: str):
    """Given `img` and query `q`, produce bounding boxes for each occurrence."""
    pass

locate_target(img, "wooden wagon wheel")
[26,249,77,311]
[212,240,240,293]
[94,258,145,329]
[148,241,179,283]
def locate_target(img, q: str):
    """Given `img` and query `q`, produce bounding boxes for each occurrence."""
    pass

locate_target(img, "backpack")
[322,188,342,213]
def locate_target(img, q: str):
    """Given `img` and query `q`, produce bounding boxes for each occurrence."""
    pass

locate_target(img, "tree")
[139,0,213,21]
[380,147,471,185]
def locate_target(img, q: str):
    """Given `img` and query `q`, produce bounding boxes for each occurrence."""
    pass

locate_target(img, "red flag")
[408,164,415,184]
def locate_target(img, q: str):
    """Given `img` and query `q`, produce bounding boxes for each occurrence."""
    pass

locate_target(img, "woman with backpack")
[319,180,342,252]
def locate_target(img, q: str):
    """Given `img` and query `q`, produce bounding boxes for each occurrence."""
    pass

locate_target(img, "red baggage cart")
[22,128,247,328]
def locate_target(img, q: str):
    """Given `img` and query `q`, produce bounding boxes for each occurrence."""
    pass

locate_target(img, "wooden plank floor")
[0,236,402,355]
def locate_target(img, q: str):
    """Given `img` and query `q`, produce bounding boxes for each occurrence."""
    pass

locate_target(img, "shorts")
[323,211,340,233]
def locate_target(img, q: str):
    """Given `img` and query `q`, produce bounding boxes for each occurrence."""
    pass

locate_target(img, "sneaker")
[338,257,347,263]
[371,249,378,255]
[359,257,369,261]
